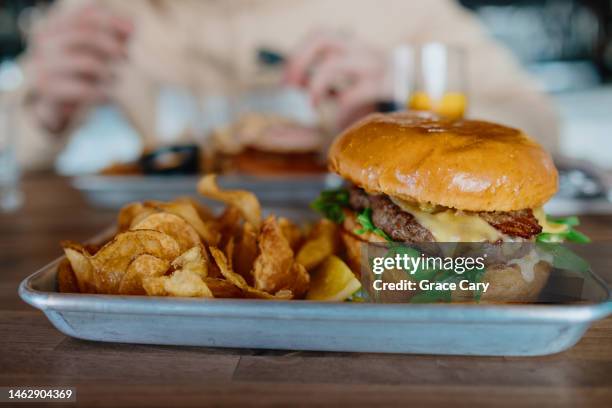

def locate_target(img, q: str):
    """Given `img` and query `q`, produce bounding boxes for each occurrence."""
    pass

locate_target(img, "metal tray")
[19,255,612,356]
[72,174,342,209]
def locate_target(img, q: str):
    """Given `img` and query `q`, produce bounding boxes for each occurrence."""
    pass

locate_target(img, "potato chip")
[278,217,303,251]
[171,245,209,278]
[143,268,213,298]
[61,240,89,253]
[130,208,159,229]
[140,246,213,297]
[197,174,262,230]
[62,243,97,293]
[296,219,339,271]
[224,238,235,270]
[83,243,103,255]
[252,217,293,293]
[118,254,170,295]
[217,206,242,246]
[206,256,223,279]
[57,258,79,293]
[131,212,201,253]
[62,240,103,256]
[141,276,166,296]
[234,222,258,284]
[209,246,248,288]
[252,216,310,297]
[203,278,244,298]
[209,246,292,299]
[175,197,215,221]
[91,230,180,294]
[244,288,293,300]
[118,202,149,232]
[287,262,310,298]
[144,200,220,245]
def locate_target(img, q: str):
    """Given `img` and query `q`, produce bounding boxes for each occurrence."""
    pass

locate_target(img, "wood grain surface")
[1,174,611,408]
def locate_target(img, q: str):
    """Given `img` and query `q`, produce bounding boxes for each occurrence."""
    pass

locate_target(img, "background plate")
[72,174,343,209]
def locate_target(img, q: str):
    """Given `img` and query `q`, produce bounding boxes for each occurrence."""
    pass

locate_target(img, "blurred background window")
[459,0,612,169]
[460,0,611,91]
[0,0,47,60]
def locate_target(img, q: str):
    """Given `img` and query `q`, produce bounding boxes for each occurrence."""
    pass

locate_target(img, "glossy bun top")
[328,112,558,211]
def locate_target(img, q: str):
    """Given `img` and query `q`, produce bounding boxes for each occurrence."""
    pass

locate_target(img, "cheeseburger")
[212,113,326,175]
[315,112,585,303]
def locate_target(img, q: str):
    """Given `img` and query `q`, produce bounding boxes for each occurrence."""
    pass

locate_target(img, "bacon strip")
[478,209,542,239]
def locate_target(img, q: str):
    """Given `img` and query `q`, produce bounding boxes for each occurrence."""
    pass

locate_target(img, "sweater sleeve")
[4,78,66,171]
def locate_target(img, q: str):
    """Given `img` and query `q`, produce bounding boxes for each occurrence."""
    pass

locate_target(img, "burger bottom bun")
[459,261,551,304]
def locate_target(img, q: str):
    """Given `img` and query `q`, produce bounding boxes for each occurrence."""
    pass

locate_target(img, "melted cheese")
[509,250,539,282]
[533,208,569,234]
[509,249,553,282]
[390,197,503,242]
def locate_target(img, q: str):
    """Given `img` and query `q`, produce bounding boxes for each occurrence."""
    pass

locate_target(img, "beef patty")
[348,187,541,241]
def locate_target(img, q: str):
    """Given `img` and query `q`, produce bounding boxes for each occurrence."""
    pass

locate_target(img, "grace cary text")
[372,278,490,293]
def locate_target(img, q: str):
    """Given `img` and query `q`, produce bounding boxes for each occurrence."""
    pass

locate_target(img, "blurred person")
[6,0,559,171]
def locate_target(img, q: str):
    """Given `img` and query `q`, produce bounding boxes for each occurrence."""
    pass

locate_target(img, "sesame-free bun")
[328,112,558,212]
[475,261,551,303]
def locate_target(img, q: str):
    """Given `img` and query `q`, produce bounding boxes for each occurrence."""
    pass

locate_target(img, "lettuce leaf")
[310,188,349,223]
[537,242,590,273]
[355,208,392,241]
[536,215,591,243]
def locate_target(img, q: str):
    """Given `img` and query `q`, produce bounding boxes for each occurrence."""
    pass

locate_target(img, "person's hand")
[285,31,388,129]
[25,4,132,133]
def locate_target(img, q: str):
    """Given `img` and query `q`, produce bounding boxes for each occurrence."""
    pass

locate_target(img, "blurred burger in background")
[99,112,328,176]
[211,113,327,175]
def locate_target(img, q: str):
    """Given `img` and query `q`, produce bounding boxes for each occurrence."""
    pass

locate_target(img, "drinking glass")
[391,43,468,119]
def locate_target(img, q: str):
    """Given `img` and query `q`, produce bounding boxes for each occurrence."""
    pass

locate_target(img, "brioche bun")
[472,261,551,303]
[328,112,558,212]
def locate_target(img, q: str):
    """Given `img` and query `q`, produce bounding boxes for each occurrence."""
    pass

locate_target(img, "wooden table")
[1,174,612,407]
